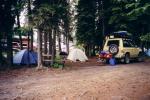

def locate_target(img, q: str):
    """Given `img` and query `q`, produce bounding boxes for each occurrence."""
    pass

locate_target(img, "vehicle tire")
[137,52,144,62]
[124,53,130,64]
[109,44,119,55]
[100,58,106,63]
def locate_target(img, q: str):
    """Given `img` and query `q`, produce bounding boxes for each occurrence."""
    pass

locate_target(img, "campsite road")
[0,61,150,100]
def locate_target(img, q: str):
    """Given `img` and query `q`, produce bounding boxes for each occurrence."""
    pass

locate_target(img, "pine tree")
[33,0,71,67]
[76,0,96,56]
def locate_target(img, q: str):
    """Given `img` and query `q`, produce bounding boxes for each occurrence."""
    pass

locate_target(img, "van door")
[123,40,134,57]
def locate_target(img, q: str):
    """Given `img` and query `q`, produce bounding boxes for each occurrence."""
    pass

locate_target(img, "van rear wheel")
[124,54,130,64]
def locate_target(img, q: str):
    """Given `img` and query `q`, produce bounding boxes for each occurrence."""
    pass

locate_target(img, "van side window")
[107,40,119,46]
[123,40,133,47]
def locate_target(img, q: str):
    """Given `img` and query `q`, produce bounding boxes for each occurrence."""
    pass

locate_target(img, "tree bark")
[89,45,92,57]
[85,44,92,57]
[27,0,33,51]
[51,29,54,66]
[65,31,69,54]
[16,10,23,50]
[44,32,47,54]
[48,30,52,55]
[30,30,34,51]
[27,32,30,66]
[58,32,62,52]
[91,45,95,56]
[85,45,88,56]
[37,29,42,68]
[7,30,13,67]
[0,34,2,66]
[54,30,56,56]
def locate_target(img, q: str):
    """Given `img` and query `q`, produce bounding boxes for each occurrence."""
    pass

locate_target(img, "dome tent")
[67,48,88,62]
[13,49,37,65]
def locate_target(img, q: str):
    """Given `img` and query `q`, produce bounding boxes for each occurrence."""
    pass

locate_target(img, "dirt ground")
[0,58,150,100]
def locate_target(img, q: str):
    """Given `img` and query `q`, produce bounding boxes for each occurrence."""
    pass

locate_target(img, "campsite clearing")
[0,59,150,100]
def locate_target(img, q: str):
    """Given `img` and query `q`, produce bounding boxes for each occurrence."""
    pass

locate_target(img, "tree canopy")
[76,0,150,55]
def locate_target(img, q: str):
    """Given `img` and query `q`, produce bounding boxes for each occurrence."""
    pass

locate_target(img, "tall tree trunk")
[49,30,52,55]
[27,32,30,66]
[85,45,89,56]
[44,32,47,54]
[64,21,70,54]
[92,45,95,56]
[48,31,52,66]
[0,33,2,66]
[37,29,42,68]
[66,32,69,54]
[28,0,33,51]
[16,10,23,50]
[89,45,92,57]
[30,30,34,50]
[51,29,54,66]
[54,30,56,56]
[7,30,13,67]
[58,32,62,52]
[86,44,92,57]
